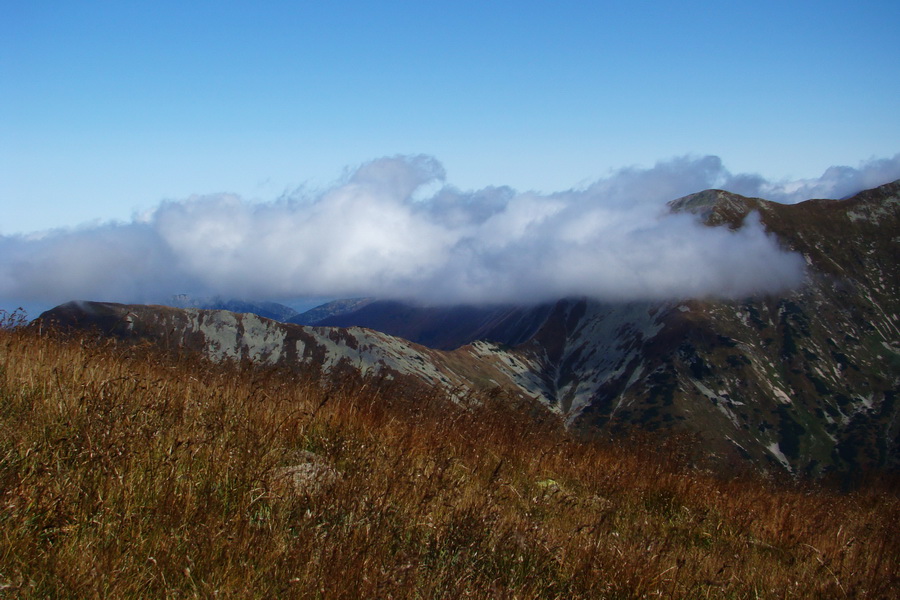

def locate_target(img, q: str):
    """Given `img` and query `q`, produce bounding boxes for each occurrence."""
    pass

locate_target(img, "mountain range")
[38,180,900,478]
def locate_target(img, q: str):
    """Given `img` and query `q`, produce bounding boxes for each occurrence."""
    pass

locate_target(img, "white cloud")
[1,152,896,309]
[723,153,900,203]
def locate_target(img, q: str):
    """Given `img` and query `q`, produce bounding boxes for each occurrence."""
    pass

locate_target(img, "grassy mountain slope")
[282,182,900,477]
[1,321,897,598]
[569,182,900,476]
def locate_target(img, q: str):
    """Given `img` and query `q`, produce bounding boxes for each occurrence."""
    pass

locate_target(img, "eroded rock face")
[37,300,550,410]
[38,181,900,477]
[565,182,900,475]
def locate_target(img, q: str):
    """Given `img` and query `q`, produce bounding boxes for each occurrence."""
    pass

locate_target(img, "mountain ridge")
[36,180,900,477]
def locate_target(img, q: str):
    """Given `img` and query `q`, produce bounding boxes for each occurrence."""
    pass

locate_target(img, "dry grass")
[0,316,897,598]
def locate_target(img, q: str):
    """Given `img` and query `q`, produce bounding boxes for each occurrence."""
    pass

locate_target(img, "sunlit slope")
[1,322,897,597]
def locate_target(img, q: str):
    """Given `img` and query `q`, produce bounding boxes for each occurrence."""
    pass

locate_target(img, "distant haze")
[2,153,899,311]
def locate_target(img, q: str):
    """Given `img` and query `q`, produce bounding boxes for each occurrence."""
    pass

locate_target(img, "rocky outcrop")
[37,300,549,409]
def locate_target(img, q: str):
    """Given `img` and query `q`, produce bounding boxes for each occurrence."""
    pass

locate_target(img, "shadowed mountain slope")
[309,300,556,350]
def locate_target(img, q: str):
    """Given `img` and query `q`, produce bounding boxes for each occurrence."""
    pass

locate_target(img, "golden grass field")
[1,314,897,598]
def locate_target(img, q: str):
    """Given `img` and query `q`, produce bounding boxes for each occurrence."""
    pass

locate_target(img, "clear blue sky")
[2,0,899,235]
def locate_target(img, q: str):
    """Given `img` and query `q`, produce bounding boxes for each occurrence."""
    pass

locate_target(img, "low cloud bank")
[722,153,900,203]
[2,153,897,308]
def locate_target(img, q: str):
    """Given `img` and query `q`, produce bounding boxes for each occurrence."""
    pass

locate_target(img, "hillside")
[1,320,897,598]
[36,181,900,477]
[35,300,550,409]
[308,300,556,350]
[274,181,900,476]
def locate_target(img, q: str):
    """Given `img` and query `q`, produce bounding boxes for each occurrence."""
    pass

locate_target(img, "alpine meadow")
[4,2,900,597]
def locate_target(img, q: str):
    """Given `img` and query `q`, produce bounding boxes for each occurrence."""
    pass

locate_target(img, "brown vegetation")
[1,314,897,598]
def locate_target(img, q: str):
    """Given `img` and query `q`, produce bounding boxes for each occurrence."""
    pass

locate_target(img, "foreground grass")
[0,323,897,598]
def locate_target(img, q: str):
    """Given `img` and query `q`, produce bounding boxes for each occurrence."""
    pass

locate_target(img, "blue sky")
[2,1,899,317]
[3,1,899,235]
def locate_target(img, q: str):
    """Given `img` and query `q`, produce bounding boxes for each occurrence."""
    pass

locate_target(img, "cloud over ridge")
[3,153,898,309]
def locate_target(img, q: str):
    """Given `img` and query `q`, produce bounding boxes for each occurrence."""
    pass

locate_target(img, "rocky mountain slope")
[38,300,549,408]
[37,181,899,477]
[295,181,900,476]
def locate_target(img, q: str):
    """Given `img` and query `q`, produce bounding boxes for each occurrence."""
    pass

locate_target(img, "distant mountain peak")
[289,298,376,326]
[667,189,762,227]
[669,188,749,211]
[166,295,299,322]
